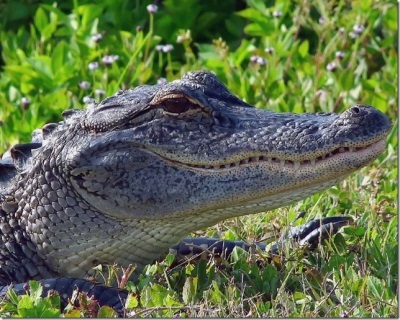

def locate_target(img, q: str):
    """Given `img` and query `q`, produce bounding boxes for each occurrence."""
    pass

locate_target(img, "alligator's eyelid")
[156,93,202,105]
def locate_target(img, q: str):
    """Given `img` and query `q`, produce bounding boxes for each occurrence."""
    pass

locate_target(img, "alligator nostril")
[351,106,360,114]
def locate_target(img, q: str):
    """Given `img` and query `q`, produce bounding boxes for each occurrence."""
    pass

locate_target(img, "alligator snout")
[333,105,391,143]
[343,104,390,126]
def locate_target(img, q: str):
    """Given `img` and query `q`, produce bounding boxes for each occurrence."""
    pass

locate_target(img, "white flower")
[353,24,365,34]
[326,62,337,71]
[95,89,106,96]
[88,62,99,71]
[162,44,174,53]
[156,44,174,53]
[102,55,119,65]
[146,4,158,13]
[79,81,91,90]
[83,96,95,104]
[264,47,274,54]
[21,97,31,109]
[335,51,345,59]
[250,55,266,66]
[21,97,31,105]
[349,31,357,39]
[250,55,258,63]
[91,33,103,42]
[256,57,267,66]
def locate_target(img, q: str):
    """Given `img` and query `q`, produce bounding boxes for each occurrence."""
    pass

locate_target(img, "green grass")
[0,0,397,317]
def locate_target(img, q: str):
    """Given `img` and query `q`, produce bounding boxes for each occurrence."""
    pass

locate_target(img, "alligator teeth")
[349,147,355,152]
[201,150,347,171]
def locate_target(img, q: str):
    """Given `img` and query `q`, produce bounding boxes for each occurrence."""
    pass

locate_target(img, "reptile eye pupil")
[162,99,191,113]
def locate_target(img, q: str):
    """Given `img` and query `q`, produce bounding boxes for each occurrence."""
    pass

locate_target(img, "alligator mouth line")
[155,139,385,171]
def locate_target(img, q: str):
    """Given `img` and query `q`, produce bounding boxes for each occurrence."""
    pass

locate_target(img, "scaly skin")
[0,71,391,285]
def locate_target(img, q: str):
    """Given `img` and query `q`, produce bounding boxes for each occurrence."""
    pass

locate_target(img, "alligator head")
[10,71,391,277]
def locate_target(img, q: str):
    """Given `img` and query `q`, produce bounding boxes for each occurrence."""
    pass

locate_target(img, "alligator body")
[0,71,391,305]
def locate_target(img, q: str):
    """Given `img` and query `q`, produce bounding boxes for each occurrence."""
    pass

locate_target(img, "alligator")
[0,71,391,314]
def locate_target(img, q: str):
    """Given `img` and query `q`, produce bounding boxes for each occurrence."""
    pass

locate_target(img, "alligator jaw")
[205,139,386,217]
[136,138,387,224]
[150,138,387,173]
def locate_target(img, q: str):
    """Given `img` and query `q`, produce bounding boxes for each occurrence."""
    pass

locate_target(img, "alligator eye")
[162,98,195,114]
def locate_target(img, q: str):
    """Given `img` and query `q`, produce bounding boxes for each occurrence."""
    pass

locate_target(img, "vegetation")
[0,0,397,317]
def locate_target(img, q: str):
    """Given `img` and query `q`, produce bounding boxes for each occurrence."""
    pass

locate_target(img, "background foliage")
[0,0,397,317]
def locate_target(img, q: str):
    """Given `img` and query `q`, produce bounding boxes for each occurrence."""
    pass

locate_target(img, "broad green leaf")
[97,305,118,318]
[125,294,139,309]
[34,7,49,35]
[244,22,274,37]
[17,296,34,310]
[182,276,195,304]
[164,253,176,267]
[236,8,266,22]
[28,280,43,303]
[293,291,311,304]
[64,309,83,317]
[298,40,309,58]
